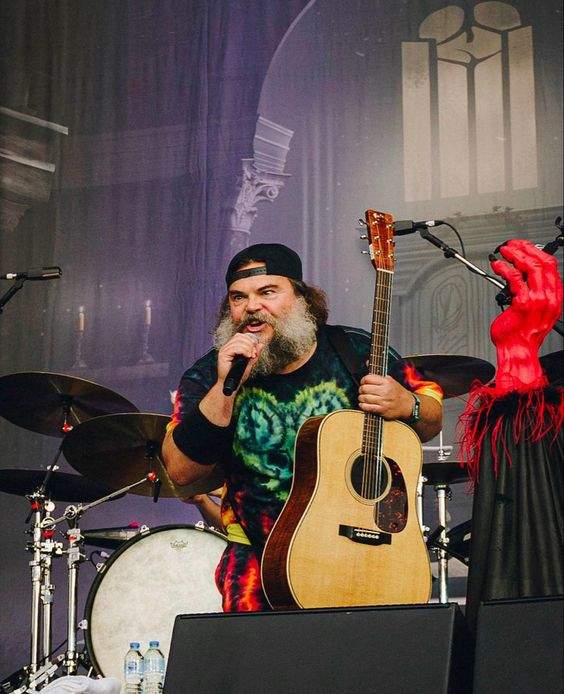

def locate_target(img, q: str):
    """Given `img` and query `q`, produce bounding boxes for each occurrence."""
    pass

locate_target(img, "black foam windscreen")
[473,596,563,694]
[164,604,470,694]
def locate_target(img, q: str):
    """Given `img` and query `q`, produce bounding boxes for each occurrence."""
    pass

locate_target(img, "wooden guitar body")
[261,409,432,609]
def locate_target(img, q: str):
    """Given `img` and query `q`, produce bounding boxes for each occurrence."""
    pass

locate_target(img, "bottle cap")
[149,640,160,647]
[130,642,140,649]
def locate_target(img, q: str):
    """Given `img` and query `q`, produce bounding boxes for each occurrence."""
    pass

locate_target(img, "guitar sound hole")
[350,454,389,500]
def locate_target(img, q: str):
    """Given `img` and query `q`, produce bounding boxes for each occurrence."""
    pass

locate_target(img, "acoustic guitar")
[261,209,432,609]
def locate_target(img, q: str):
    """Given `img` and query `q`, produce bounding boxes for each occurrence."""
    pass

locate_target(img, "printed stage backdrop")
[0,0,562,677]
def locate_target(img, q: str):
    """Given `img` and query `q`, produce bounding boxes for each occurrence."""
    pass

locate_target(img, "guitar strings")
[362,260,393,522]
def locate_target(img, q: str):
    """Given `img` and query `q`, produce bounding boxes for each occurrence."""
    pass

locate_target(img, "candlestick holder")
[138,300,155,364]
[72,330,87,369]
[138,324,155,364]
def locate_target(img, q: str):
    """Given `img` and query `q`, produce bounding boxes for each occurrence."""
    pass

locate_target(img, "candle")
[78,306,85,332]
[144,300,152,326]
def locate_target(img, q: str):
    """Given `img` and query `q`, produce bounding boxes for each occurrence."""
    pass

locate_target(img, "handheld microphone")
[223,355,251,396]
[0,267,62,281]
[222,335,259,396]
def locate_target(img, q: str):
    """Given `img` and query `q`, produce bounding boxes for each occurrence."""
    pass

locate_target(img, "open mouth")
[241,315,273,333]
[244,319,266,332]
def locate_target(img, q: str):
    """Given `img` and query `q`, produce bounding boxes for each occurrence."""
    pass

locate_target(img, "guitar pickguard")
[376,457,408,533]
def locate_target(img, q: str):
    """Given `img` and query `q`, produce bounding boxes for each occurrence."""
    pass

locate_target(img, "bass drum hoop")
[84,523,227,678]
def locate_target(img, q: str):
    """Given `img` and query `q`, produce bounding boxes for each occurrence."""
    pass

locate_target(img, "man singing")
[163,243,442,611]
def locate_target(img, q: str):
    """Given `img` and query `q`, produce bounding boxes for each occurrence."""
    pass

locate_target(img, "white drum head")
[85,524,227,680]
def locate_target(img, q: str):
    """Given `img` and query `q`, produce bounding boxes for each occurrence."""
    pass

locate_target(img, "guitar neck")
[362,266,394,457]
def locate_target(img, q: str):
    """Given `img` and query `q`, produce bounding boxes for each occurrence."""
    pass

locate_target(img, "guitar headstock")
[364,209,395,272]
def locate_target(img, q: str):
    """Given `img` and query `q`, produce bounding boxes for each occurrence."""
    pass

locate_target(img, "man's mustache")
[236,312,277,331]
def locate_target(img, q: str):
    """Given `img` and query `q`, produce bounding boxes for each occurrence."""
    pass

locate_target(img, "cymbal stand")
[433,481,451,603]
[419,432,453,534]
[42,473,157,676]
[27,491,43,679]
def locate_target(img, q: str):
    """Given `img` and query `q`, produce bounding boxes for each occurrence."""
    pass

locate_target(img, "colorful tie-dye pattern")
[173,326,440,611]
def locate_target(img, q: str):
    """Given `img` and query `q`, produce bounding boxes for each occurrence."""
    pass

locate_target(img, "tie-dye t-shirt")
[172,325,436,551]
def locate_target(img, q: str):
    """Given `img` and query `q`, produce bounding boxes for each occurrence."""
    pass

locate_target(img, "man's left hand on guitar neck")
[358,374,442,443]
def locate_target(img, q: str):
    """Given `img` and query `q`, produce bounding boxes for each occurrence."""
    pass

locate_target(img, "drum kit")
[0,372,225,693]
[0,351,560,691]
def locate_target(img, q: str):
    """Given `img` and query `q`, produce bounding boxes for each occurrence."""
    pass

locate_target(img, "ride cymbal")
[0,372,138,437]
[402,355,495,399]
[0,469,125,502]
[62,412,224,498]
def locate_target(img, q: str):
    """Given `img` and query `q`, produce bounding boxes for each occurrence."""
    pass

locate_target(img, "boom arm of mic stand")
[43,476,151,528]
[0,277,26,315]
[419,229,564,337]
[419,229,505,289]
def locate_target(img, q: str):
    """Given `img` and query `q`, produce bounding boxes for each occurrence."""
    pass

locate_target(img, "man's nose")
[245,295,262,312]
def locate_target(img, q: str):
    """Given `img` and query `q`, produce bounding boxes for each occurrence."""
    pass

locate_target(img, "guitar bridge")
[339,524,392,546]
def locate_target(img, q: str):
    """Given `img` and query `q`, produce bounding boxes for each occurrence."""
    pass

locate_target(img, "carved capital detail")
[229,159,289,236]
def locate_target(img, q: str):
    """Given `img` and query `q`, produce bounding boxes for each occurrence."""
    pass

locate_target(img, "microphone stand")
[0,277,26,315]
[419,227,564,338]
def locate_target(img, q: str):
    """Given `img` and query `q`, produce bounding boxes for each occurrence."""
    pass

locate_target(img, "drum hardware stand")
[24,450,65,680]
[431,481,451,604]
[426,526,469,567]
[42,473,157,676]
[419,434,453,534]
[422,432,452,462]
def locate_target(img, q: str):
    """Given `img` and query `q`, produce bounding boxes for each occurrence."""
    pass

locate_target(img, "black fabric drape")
[465,391,564,632]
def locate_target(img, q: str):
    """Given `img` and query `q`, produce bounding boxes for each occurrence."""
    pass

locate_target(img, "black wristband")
[172,404,233,465]
[404,393,421,425]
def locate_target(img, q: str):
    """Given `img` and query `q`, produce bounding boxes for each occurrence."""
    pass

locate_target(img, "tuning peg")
[359,234,368,240]
[361,250,369,254]
[358,218,367,226]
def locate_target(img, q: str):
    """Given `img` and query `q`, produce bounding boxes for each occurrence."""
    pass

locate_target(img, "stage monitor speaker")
[164,603,471,694]
[473,595,563,694]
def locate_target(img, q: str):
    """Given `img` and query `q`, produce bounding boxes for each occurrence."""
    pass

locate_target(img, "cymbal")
[62,413,225,498]
[540,350,563,385]
[83,525,142,550]
[0,372,138,437]
[0,469,125,502]
[422,462,469,487]
[402,355,495,398]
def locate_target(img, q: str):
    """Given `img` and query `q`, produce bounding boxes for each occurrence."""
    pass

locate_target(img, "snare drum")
[84,524,227,679]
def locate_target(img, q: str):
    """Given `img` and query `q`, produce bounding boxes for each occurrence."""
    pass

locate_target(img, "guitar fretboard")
[360,267,394,498]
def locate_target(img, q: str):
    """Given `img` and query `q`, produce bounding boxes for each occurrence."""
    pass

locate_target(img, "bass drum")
[85,524,227,680]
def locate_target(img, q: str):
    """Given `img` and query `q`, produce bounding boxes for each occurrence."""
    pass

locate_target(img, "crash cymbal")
[540,350,563,385]
[422,462,469,487]
[62,412,225,498]
[0,469,125,502]
[402,355,495,398]
[83,525,142,550]
[0,372,138,437]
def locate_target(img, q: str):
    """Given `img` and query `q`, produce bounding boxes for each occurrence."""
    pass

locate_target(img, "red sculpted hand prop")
[489,239,562,392]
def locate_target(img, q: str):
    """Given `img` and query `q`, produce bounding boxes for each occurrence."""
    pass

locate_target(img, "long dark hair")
[289,279,328,328]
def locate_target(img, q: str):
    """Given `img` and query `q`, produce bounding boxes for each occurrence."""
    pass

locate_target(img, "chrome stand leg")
[436,484,449,604]
[29,508,43,676]
[41,552,54,665]
[65,529,84,675]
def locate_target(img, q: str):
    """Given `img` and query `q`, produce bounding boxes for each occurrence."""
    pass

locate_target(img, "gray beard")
[213,296,317,377]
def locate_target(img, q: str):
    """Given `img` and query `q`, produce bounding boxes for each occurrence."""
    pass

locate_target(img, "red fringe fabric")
[459,384,564,481]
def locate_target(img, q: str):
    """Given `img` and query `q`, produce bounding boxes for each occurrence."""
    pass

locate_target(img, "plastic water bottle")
[124,642,144,693]
[142,641,165,693]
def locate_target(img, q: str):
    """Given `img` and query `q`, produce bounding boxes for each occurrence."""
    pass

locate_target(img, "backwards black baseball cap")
[225,243,302,288]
